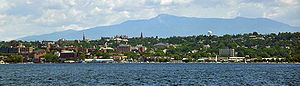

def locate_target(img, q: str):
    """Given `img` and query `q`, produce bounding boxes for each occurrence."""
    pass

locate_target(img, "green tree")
[43,53,59,62]
[79,54,86,60]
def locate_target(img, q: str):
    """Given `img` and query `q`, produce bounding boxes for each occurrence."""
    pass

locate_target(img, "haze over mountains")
[19,14,299,41]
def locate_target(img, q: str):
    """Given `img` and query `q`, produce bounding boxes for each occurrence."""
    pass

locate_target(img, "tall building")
[219,49,235,57]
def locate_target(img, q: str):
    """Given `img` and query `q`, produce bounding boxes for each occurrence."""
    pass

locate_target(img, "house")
[32,50,47,63]
[132,45,146,53]
[203,45,210,50]
[116,44,131,53]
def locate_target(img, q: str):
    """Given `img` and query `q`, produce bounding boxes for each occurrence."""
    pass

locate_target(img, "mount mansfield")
[19,14,299,41]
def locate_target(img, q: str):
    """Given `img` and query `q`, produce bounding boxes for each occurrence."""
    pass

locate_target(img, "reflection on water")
[0,63,299,85]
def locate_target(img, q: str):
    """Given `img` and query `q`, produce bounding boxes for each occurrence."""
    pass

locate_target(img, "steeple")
[140,32,143,39]
[83,32,85,41]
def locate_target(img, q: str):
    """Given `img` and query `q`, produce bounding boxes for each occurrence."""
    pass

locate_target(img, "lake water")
[0,63,299,85]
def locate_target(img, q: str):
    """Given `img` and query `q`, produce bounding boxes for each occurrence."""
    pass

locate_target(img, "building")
[133,45,146,53]
[32,50,47,63]
[219,49,235,57]
[85,59,114,63]
[228,57,245,62]
[203,45,210,50]
[19,47,33,54]
[42,41,55,46]
[0,47,17,53]
[8,41,23,47]
[0,41,25,53]
[262,58,284,61]
[249,35,265,40]
[115,35,128,39]
[154,43,168,49]
[59,50,76,59]
[0,46,33,54]
[116,44,131,53]
[58,38,67,42]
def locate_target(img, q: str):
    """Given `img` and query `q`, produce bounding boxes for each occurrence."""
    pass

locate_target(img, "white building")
[219,49,235,57]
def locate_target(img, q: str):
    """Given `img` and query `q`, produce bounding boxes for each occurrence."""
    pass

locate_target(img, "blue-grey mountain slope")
[19,14,300,41]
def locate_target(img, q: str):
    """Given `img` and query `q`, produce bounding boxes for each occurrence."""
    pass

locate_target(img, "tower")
[83,32,86,41]
[140,32,143,39]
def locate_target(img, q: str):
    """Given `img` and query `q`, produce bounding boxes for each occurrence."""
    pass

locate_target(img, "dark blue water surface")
[0,63,299,85]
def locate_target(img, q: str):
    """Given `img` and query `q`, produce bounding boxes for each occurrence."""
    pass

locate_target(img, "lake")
[0,63,299,85]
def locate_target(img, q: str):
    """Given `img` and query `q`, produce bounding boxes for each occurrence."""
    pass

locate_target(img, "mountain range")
[19,14,300,41]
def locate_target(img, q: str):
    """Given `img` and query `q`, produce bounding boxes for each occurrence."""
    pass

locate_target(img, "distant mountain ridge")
[19,14,300,41]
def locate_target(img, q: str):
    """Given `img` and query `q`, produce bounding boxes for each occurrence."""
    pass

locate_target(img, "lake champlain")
[0,63,299,85]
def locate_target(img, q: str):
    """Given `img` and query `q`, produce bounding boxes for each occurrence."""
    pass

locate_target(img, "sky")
[0,0,299,41]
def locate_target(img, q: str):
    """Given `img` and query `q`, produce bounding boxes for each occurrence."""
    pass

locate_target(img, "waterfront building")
[228,57,245,62]
[262,58,284,61]
[219,49,235,57]
[85,59,114,63]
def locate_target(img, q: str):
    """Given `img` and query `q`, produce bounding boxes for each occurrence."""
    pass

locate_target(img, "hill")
[19,14,300,41]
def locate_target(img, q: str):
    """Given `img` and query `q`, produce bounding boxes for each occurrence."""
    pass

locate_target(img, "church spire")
[83,32,85,41]
[140,32,143,39]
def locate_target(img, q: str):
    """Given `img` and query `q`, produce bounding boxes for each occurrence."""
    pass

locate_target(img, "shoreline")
[2,62,299,64]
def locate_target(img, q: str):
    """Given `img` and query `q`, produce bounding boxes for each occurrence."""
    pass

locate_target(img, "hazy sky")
[0,0,299,41]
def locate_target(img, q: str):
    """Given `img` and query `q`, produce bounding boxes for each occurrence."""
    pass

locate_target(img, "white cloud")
[159,0,194,5]
[0,0,15,12]
[160,0,173,5]
[280,0,299,5]
[120,11,131,18]
[26,0,32,4]
[0,0,299,41]
[68,0,76,6]
[61,24,88,31]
